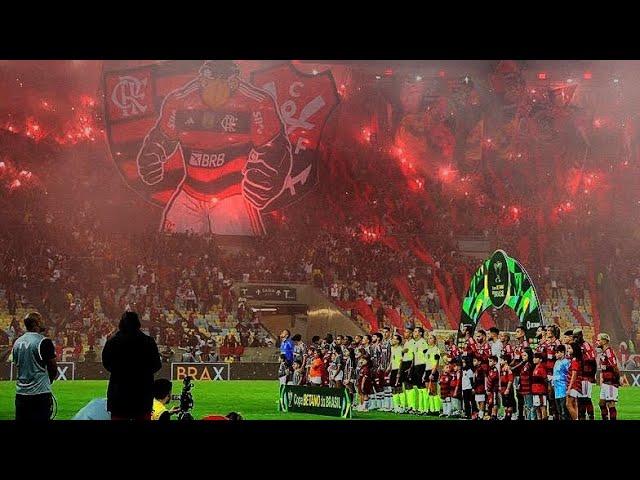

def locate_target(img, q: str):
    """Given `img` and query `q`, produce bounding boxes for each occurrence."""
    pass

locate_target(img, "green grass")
[1,381,640,420]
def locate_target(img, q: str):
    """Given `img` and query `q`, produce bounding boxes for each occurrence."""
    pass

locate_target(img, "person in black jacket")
[102,311,162,420]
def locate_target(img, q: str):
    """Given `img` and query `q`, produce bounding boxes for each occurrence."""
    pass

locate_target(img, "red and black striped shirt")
[439,367,452,398]
[486,366,500,393]
[157,80,285,201]
[531,363,548,395]
[600,346,620,386]
[473,363,488,394]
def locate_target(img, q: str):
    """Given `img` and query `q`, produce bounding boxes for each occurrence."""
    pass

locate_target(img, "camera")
[177,375,195,421]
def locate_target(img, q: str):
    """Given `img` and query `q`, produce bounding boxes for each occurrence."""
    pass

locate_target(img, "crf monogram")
[111,75,148,117]
[221,114,237,132]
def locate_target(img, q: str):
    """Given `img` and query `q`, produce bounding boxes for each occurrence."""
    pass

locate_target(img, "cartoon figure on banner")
[135,60,293,235]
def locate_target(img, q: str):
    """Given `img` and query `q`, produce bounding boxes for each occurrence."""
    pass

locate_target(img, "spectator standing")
[102,311,162,420]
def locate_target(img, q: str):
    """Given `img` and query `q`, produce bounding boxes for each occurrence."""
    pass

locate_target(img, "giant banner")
[457,250,544,348]
[103,61,339,236]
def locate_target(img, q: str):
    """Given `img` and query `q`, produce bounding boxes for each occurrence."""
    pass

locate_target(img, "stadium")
[2,59,640,421]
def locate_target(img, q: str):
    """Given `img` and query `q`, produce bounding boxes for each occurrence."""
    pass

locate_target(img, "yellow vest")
[414,338,428,365]
[151,399,168,421]
[391,345,403,370]
[402,339,415,362]
[426,346,441,369]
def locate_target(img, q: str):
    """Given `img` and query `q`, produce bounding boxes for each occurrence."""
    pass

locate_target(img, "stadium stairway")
[299,286,367,338]
[235,283,366,340]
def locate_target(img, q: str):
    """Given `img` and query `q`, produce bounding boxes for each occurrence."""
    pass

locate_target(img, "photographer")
[151,379,181,421]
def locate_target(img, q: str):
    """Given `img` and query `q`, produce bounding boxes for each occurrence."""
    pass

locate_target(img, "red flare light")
[438,165,456,183]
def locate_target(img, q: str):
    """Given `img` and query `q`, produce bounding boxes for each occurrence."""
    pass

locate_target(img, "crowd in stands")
[4,60,640,362]
[0,152,606,360]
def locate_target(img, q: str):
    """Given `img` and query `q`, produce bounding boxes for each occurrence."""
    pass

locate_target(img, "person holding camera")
[151,379,181,421]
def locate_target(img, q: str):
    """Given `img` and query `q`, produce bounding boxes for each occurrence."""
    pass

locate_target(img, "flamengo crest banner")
[103,61,339,236]
[279,384,352,418]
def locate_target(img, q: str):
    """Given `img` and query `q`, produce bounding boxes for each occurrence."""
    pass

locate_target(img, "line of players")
[278,324,620,419]
[448,324,621,420]
[279,327,442,413]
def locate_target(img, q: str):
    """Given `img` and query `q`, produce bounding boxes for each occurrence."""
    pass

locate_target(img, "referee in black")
[12,312,58,421]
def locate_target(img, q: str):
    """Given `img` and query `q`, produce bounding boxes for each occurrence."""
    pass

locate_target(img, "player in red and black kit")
[500,332,515,361]
[499,354,515,420]
[596,333,620,420]
[476,330,492,363]
[137,60,293,236]
[486,355,500,420]
[573,328,596,420]
[531,352,548,420]
[472,356,488,420]
[513,327,530,358]
[461,325,476,362]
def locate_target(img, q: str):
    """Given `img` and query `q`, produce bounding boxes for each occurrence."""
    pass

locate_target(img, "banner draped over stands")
[393,277,432,330]
[444,271,461,329]
[354,299,379,332]
[433,274,455,329]
[103,60,339,236]
[384,306,405,331]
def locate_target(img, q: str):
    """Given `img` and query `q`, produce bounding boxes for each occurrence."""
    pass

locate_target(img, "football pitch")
[1,380,640,420]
